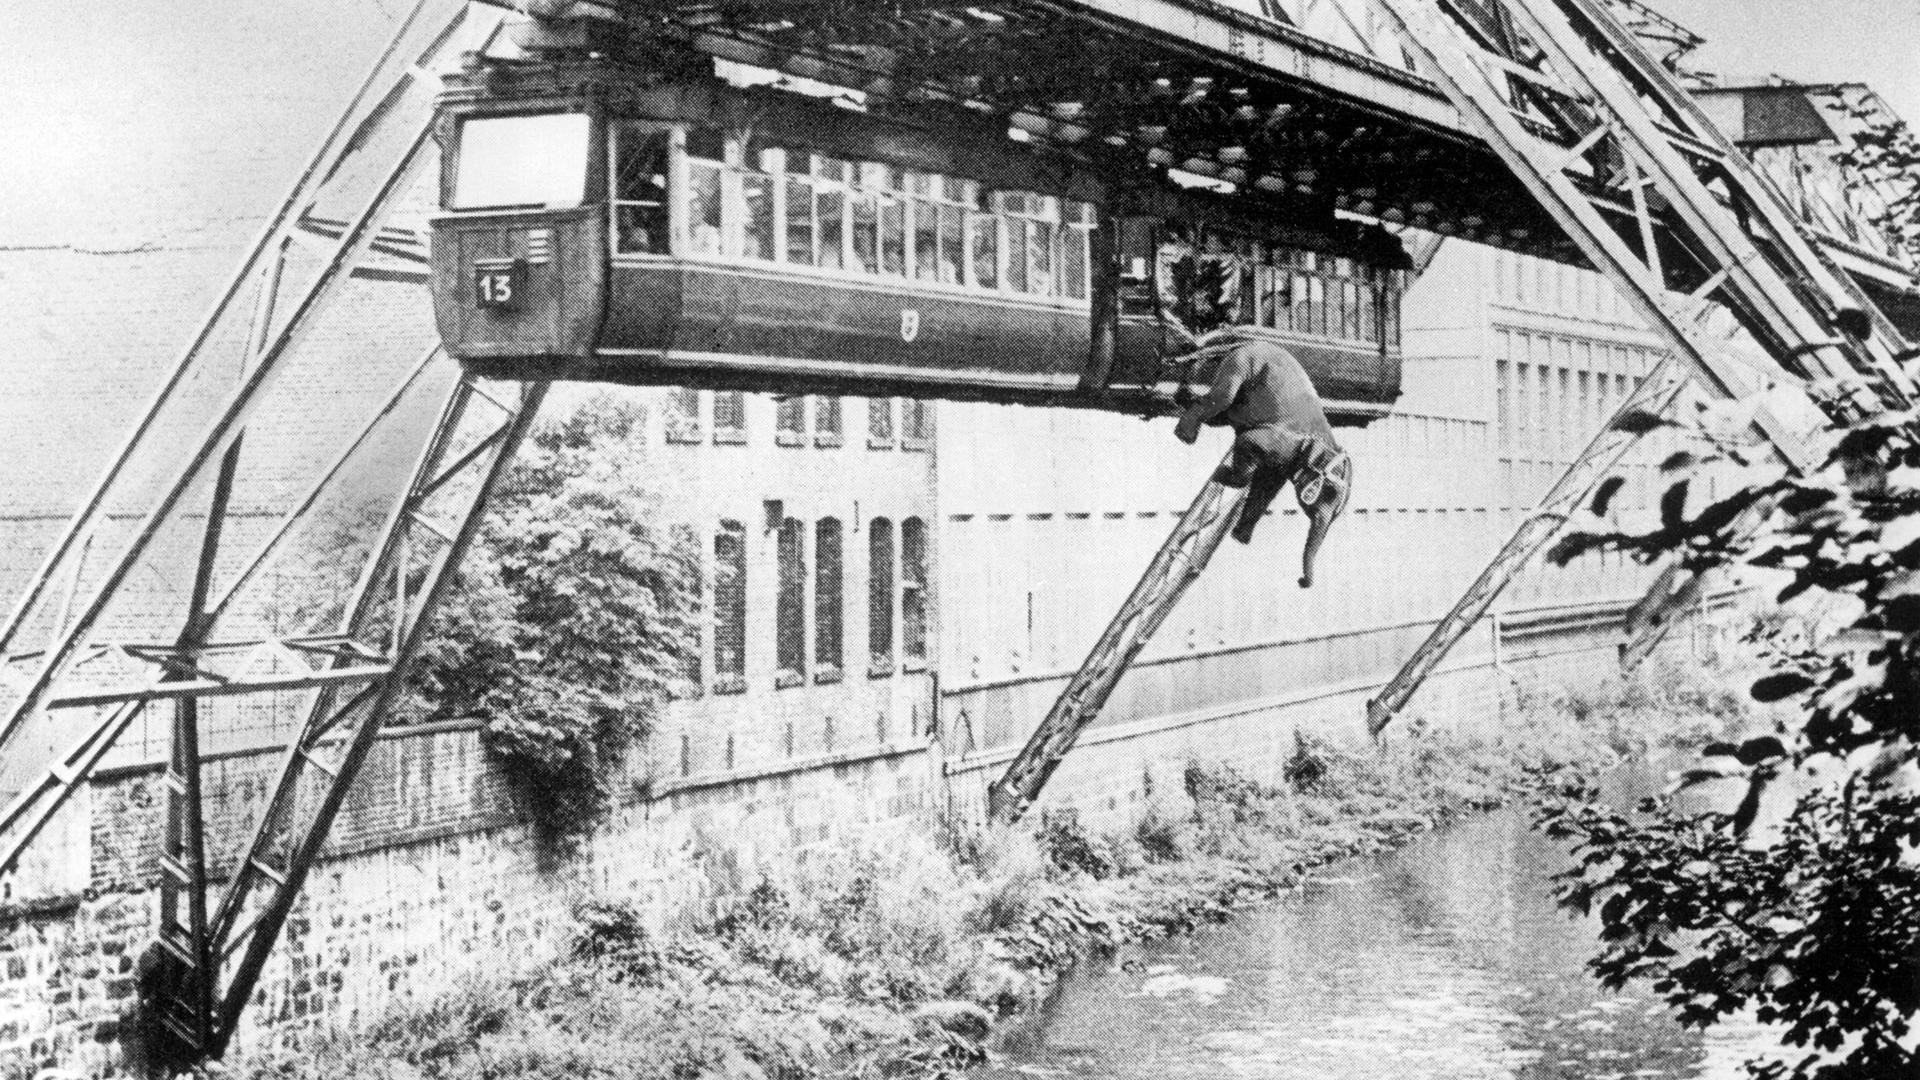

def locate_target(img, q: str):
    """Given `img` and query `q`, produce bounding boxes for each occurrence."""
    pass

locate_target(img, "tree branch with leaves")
[1537,402,1920,1079]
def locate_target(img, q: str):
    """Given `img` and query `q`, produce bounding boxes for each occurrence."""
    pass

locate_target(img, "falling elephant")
[1171,327,1354,590]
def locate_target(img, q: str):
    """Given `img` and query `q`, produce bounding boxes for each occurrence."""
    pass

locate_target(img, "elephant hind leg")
[1232,464,1291,544]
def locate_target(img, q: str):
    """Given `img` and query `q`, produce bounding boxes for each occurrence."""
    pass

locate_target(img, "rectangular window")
[902,398,931,448]
[902,517,928,667]
[880,193,907,276]
[970,212,999,290]
[665,387,702,444]
[713,521,747,693]
[776,518,806,688]
[1290,269,1313,333]
[784,174,816,266]
[713,390,747,445]
[776,395,807,446]
[868,397,895,448]
[687,162,724,256]
[1028,218,1055,296]
[1384,272,1401,343]
[453,113,590,210]
[1004,217,1029,293]
[914,197,940,282]
[610,124,671,255]
[1361,272,1380,343]
[869,517,894,676]
[742,172,775,261]
[673,524,704,695]
[815,158,847,270]
[814,518,844,681]
[1062,218,1089,301]
[815,396,844,447]
[850,190,879,273]
[939,205,965,285]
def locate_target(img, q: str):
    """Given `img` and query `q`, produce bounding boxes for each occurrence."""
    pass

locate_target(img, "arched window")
[868,517,894,675]
[901,516,928,666]
[776,518,807,688]
[814,518,844,680]
[713,520,747,693]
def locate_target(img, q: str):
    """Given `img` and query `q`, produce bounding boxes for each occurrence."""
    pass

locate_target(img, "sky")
[1647,0,1920,122]
[0,2,397,248]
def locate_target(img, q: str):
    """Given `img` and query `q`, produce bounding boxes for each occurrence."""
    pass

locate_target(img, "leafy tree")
[407,392,699,838]
[1538,405,1920,1079]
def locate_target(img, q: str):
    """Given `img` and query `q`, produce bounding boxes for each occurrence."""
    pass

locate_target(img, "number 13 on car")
[473,259,525,310]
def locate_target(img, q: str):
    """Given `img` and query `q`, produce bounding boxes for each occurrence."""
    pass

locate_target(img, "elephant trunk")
[1297,455,1352,589]
[1298,500,1338,588]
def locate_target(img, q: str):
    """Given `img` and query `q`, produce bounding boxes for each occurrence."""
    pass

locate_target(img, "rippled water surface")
[982,807,1775,1079]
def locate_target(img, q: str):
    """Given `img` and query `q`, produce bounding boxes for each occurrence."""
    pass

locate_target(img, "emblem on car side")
[900,309,920,343]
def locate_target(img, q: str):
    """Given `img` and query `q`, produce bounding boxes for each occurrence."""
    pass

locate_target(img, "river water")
[982,803,1779,1080]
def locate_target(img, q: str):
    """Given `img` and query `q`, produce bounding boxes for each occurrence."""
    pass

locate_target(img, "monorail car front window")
[451,113,591,210]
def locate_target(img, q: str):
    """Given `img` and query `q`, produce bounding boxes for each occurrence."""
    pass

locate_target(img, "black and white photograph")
[1,1,1916,1077]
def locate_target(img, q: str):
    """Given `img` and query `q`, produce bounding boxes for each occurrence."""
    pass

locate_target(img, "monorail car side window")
[851,185,880,274]
[687,157,725,257]
[969,204,998,290]
[1061,201,1093,301]
[611,123,671,255]
[880,189,907,277]
[814,156,849,270]
[743,166,776,261]
[784,163,816,267]
[451,113,590,210]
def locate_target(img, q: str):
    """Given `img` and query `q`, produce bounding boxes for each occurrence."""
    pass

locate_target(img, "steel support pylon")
[200,375,547,1060]
[1364,0,1918,729]
[0,0,515,1065]
[989,460,1246,822]
[1366,353,1687,733]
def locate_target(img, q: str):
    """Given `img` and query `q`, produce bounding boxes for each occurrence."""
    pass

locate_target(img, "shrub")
[406,393,698,840]
[1035,809,1118,879]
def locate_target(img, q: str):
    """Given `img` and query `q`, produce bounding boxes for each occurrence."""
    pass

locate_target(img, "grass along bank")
[216,663,1755,1080]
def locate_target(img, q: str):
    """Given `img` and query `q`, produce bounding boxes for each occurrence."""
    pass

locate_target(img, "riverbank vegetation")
[217,662,1749,1080]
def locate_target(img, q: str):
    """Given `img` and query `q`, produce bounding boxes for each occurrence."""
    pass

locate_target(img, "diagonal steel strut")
[1365,0,1916,729]
[199,375,547,1059]
[1366,353,1688,732]
[990,458,1246,821]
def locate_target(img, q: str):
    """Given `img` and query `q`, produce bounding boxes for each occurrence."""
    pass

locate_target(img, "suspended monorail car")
[429,57,1411,423]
